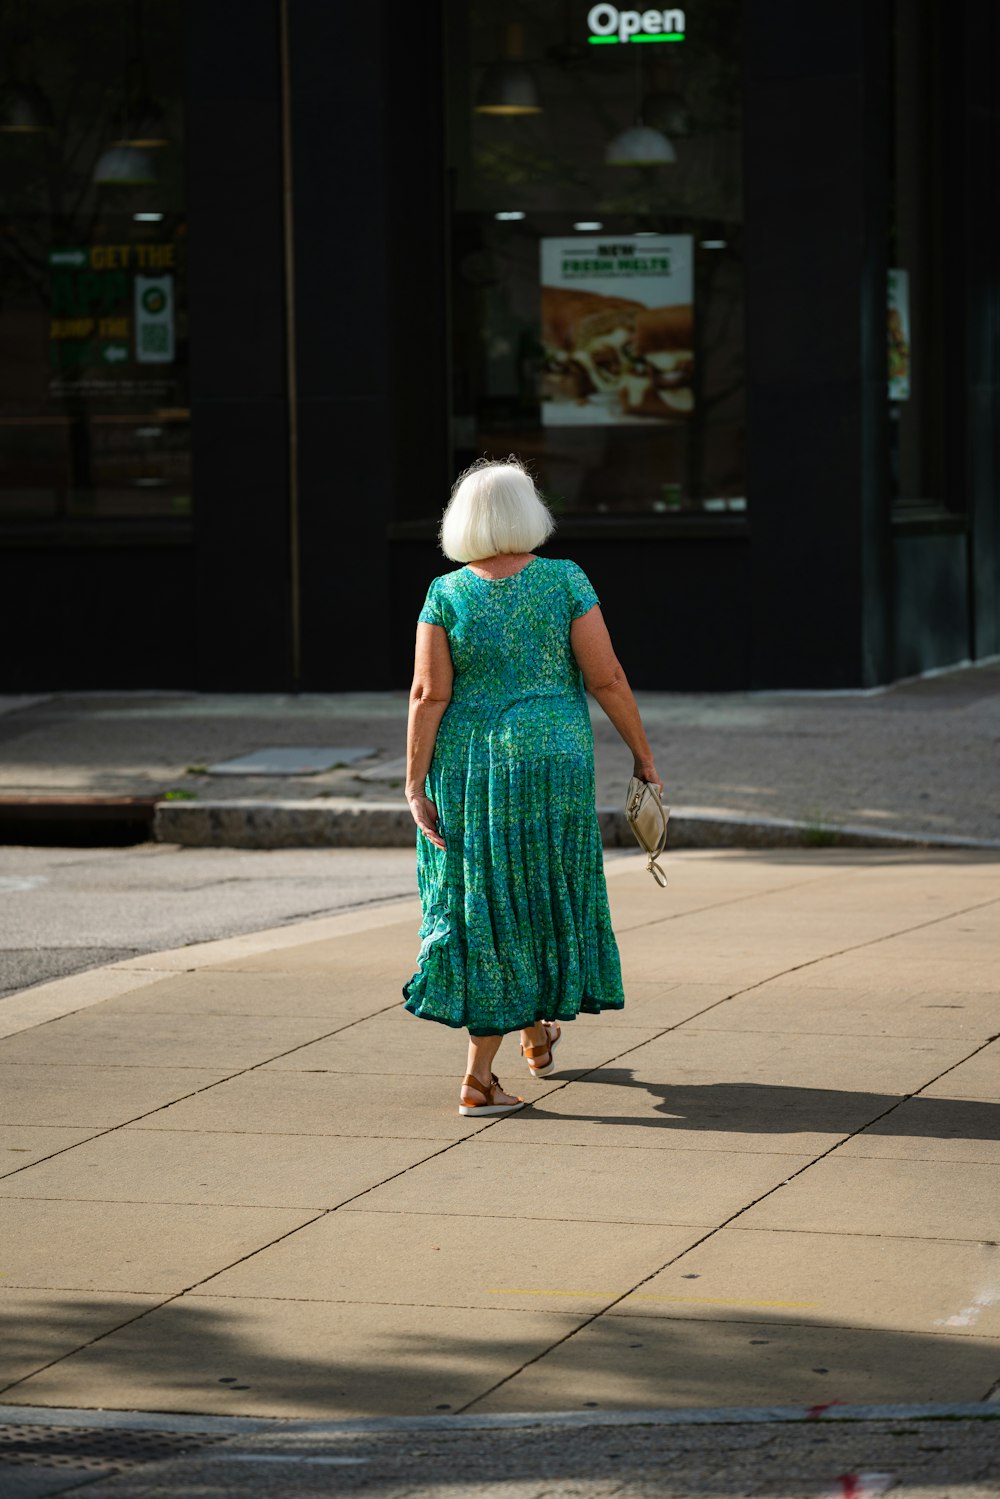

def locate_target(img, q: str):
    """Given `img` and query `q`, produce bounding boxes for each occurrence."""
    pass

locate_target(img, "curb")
[1,1401,997,1438]
[152,799,1000,853]
[0,892,424,1041]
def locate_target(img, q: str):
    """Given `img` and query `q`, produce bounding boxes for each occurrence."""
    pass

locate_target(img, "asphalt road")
[3,1412,998,1498]
[0,844,422,999]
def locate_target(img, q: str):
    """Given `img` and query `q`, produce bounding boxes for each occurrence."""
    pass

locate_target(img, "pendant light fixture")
[92,0,165,185]
[605,124,676,166]
[112,87,169,149]
[93,144,158,185]
[605,40,676,165]
[475,22,542,116]
[113,1,169,146]
[0,79,54,133]
[0,6,54,134]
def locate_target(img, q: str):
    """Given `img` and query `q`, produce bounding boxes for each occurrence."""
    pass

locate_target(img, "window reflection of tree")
[0,0,185,522]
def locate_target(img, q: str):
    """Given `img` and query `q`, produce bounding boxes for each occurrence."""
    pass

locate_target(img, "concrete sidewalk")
[2,658,999,847]
[1,848,999,1425]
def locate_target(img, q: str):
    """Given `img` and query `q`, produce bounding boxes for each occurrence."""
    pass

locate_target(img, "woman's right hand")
[407,792,446,851]
[633,759,665,796]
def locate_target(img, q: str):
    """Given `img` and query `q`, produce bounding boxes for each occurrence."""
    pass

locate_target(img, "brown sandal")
[521,1021,561,1077]
[458,1072,525,1117]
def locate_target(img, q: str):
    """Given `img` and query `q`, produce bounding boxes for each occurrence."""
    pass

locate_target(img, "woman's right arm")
[404,621,453,850]
[570,605,664,792]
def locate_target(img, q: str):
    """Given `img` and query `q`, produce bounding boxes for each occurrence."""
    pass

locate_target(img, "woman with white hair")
[403,457,663,1116]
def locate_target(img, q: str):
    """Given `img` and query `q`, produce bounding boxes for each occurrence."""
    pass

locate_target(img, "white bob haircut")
[439,457,555,563]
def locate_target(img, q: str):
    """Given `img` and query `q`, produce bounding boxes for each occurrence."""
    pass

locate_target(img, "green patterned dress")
[403,555,625,1036]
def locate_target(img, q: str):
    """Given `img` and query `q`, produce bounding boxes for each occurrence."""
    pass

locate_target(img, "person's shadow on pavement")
[517,1066,1000,1144]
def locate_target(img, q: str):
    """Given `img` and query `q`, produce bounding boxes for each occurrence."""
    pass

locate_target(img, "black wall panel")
[893,532,969,678]
[959,1,1000,661]
[744,0,892,688]
[185,0,292,688]
[289,2,449,689]
[1,546,197,691]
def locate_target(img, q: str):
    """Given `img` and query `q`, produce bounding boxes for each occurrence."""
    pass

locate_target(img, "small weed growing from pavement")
[799,803,839,847]
[185,764,209,775]
[162,789,198,801]
[803,823,838,847]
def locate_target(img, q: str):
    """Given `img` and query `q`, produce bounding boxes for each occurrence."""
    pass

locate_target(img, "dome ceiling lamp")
[475,22,542,116]
[0,78,54,133]
[93,0,168,183]
[605,42,679,165]
[112,85,169,149]
[0,6,54,134]
[605,123,676,165]
[93,144,158,185]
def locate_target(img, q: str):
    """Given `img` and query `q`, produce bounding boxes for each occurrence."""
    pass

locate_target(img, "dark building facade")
[1,0,997,692]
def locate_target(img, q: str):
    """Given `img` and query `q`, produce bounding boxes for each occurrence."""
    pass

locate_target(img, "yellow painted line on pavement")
[488,1288,818,1309]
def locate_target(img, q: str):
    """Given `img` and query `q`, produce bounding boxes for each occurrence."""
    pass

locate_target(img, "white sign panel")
[134,274,175,365]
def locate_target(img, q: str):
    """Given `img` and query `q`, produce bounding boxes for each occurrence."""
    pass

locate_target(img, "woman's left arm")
[405,621,453,850]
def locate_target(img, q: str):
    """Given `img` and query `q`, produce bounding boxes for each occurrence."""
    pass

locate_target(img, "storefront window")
[445,0,744,518]
[0,0,188,523]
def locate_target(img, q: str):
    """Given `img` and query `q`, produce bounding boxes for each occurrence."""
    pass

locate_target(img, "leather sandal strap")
[522,1042,550,1059]
[462,1073,492,1099]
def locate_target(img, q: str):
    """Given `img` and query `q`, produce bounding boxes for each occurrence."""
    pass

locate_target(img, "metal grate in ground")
[0,1422,228,1474]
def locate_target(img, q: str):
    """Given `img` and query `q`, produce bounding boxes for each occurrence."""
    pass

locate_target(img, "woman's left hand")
[408,793,446,850]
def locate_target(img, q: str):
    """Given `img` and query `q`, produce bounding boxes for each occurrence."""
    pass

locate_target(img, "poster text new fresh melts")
[587,6,686,44]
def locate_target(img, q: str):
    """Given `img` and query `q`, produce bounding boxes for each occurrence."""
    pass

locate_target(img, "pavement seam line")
[0,1081,514,1399]
[324,889,1000,1412]
[3,873,998,1411]
[505,888,1000,1115]
[453,900,1000,1414]
[0,860,888,1033]
[0,994,426,1184]
[604,866,881,939]
[457,1023,1000,1411]
[620,890,1000,991]
[6,868,898,1184]
[2,887,421,1018]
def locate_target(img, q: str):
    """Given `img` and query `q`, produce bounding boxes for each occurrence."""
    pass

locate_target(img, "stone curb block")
[153,799,1000,852]
[2,1400,998,1439]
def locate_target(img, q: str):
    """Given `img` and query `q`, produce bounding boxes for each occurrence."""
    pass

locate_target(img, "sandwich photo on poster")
[540,235,693,425]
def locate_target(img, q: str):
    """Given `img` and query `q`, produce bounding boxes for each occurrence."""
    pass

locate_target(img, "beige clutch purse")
[625,776,670,887]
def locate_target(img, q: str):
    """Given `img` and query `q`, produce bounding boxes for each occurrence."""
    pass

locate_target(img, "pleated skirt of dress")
[402,752,625,1035]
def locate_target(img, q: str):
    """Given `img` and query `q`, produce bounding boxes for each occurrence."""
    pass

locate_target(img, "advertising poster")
[888,267,911,401]
[48,241,178,398]
[540,234,693,425]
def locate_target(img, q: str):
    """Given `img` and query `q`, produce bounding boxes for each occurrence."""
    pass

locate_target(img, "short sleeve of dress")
[563,560,600,620]
[418,577,444,627]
